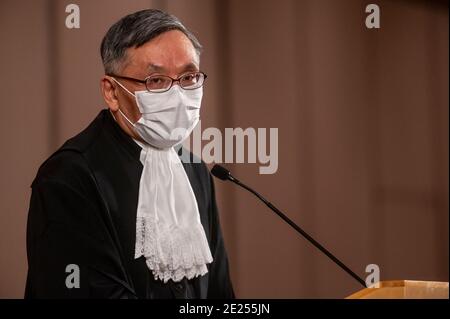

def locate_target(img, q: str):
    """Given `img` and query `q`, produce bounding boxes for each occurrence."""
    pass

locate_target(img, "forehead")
[124,30,199,75]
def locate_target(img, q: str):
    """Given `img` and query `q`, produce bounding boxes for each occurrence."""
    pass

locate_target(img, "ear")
[100,76,120,111]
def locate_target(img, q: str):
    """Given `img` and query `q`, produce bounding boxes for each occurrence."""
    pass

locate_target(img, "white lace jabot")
[133,140,213,283]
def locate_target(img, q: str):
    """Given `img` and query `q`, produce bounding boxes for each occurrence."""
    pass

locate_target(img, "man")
[25,9,234,299]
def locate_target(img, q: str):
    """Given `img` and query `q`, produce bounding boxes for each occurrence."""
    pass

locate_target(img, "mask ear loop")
[118,108,136,127]
[109,77,138,127]
[110,77,135,97]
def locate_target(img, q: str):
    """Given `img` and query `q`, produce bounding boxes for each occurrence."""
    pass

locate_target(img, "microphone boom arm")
[220,168,366,288]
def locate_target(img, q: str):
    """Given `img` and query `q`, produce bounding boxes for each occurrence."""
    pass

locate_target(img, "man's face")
[104,29,200,139]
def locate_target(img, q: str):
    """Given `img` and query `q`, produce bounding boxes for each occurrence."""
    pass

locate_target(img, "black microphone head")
[211,164,231,181]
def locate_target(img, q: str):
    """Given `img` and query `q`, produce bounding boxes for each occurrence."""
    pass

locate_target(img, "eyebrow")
[147,63,166,73]
[147,62,199,75]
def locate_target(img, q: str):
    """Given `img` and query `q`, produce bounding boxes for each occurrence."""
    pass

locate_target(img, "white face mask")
[112,78,202,149]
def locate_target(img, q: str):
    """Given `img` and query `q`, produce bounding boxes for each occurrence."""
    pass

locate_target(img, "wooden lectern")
[347,280,449,299]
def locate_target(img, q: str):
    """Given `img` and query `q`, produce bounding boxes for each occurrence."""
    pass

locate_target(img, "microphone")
[211,164,366,288]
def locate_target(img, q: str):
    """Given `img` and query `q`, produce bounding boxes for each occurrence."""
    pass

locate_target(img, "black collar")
[103,109,142,162]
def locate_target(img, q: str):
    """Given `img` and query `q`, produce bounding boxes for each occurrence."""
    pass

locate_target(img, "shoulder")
[31,110,109,190]
[31,150,92,193]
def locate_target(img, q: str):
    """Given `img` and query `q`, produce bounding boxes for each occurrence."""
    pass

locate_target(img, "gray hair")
[100,9,202,74]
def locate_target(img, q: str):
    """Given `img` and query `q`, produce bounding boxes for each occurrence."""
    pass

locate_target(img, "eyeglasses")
[108,71,207,93]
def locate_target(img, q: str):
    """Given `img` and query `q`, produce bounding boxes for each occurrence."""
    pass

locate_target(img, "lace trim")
[135,216,213,283]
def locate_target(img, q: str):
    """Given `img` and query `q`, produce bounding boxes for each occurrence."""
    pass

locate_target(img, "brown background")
[0,0,448,298]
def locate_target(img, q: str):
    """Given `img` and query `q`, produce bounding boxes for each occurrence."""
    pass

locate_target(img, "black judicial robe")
[25,109,235,299]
